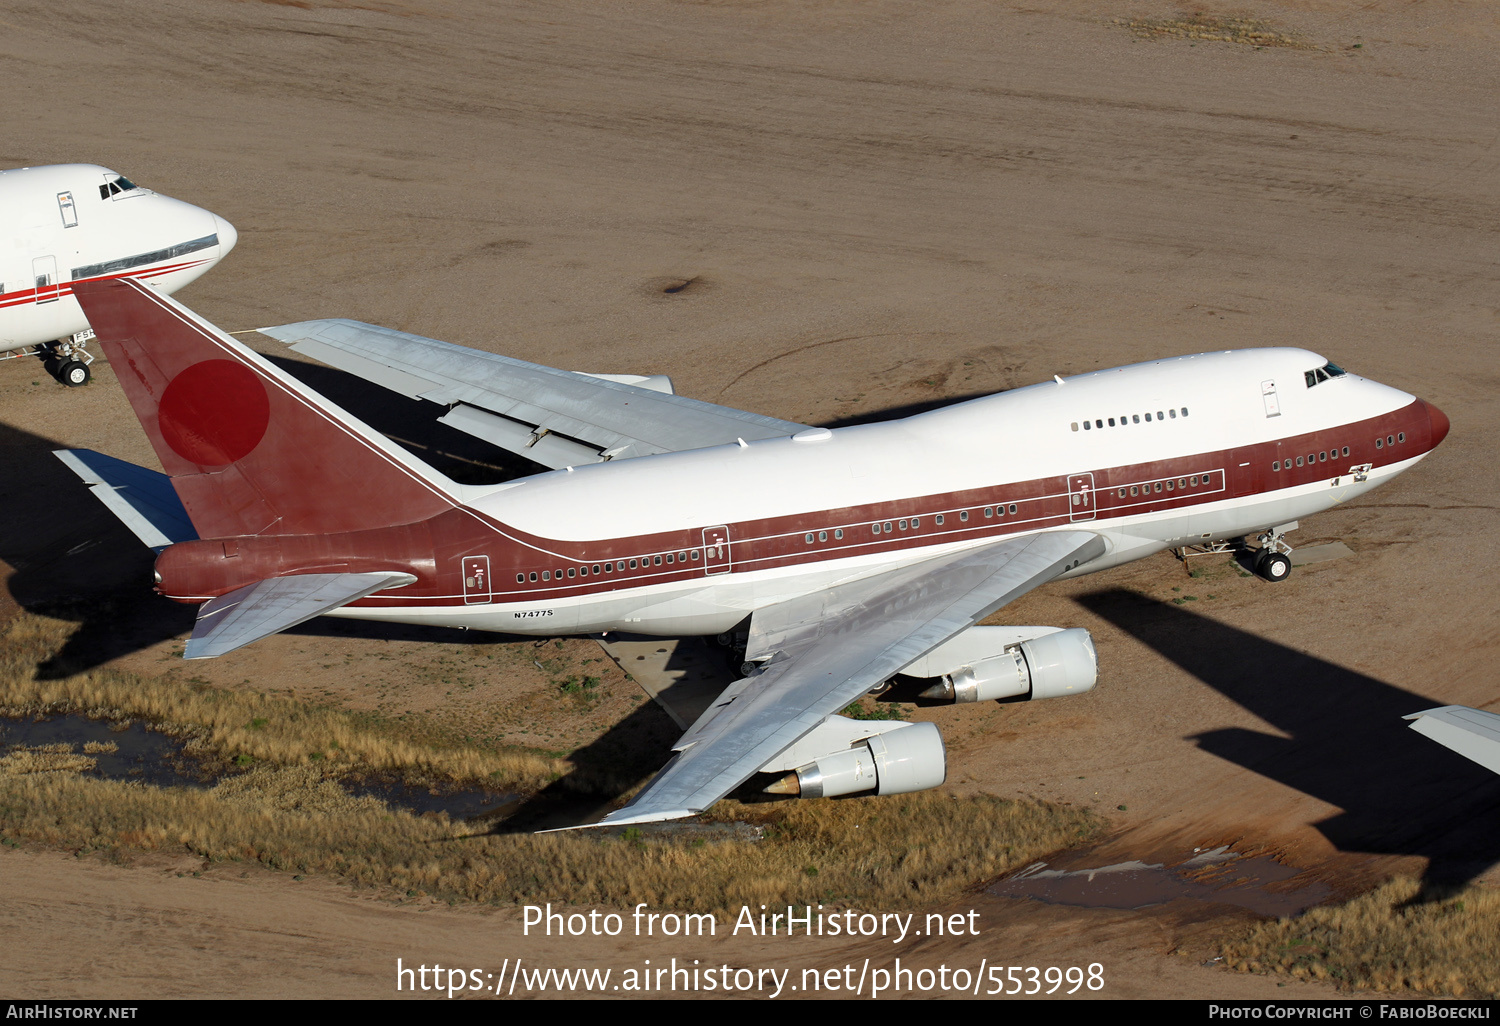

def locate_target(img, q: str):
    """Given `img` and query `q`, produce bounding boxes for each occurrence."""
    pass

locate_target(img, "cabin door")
[1068,473,1096,521]
[462,555,491,603]
[702,526,731,575]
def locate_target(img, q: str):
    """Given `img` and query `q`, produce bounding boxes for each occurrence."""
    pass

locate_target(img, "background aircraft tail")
[73,279,458,539]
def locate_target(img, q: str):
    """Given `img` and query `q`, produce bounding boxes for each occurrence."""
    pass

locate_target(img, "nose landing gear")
[1252,522,1297,582]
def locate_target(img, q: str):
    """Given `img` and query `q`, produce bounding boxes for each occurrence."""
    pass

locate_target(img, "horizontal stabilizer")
[54,449,197,551]
[187,571,416,660]
[1405,705,1500,776]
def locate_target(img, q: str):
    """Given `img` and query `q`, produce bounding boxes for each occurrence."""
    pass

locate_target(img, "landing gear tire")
[1256,551,1292,583]
[56,363,90,390]
[56,359,90,387]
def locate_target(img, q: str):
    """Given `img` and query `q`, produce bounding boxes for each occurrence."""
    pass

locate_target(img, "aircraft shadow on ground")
[1079,589,1500,887]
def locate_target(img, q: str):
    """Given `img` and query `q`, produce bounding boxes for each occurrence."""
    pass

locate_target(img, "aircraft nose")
[214,214,238,258]
[1423,399,1450,449]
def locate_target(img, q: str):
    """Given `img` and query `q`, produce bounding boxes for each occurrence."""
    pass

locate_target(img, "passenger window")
[818,532,827,542]
[1133,415,1140,424]
[834,529,843,539]
[805,533,814,544]
[1296,457,1304,467]
[884,522,892,532]
[568,567,576,577]
[654,555,663,566]
[1096,420,1103,429]
[529,572,538,582]
[1071,422,1079,432]
[1342,446,1349,457]
[899,520,908,530]
[959,511,969,522]
[630,559,638,568]
[1145,413,1152,422]
[516,574,524,583]
[1084,422,1091,430]
[934,515,943,526]
[1108,417,1116,427]
[542,571,551,581]
[1273,461,1280,471]
[984,507,993,518]
[1375,438,1382,449]
[1008,504,1017,514]
[1169,409,1176,419]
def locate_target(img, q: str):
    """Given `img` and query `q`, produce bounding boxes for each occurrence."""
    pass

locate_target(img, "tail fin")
[73,278,457,539]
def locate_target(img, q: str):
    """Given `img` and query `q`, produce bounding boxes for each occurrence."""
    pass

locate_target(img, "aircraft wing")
[257,319,809,469]
[590,529,1107,827]
[1405,705,1500,776]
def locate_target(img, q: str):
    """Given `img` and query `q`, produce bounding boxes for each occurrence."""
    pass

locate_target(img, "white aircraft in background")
[60,278,1448,828]
[0,164,236,386]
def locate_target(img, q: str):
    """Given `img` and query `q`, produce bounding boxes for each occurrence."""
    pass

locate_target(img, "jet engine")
[920,627,1097,703]
[765,721,946,799]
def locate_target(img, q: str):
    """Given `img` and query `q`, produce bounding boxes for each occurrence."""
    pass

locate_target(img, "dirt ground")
[1,0,1497,1000]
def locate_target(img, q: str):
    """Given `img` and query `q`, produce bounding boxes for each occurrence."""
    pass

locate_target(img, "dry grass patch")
[1114,14,1312,50]
[0,767,1097,911]
[1220,876,1500,997]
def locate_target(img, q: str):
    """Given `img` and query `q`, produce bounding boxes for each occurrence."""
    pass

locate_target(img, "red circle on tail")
[157,360,270,466]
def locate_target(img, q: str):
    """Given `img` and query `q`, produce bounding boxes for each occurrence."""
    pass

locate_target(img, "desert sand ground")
[1,0,1497,1000]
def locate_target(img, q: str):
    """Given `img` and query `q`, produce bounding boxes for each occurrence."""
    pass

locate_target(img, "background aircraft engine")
[922,627,1097,702]
[771,722,946,799]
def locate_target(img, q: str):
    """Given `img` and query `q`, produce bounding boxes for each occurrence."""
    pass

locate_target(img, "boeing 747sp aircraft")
[0,164,236,386]
[61,278,1448,826]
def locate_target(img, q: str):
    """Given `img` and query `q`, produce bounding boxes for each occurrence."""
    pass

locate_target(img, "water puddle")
[990,845,1333,916]
[0,714,208,789]
[348,778,518,821]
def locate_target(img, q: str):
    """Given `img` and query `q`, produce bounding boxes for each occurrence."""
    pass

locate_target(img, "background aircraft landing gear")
[45,331,96,387]
[55,359,90,387]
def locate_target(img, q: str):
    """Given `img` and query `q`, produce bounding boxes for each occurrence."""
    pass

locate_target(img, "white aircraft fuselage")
[148,345,1448,637]
[0,163,236,352]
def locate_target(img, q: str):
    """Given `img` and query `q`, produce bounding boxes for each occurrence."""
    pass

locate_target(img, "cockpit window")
[1304,362,1347,388]
[98,175,140,200]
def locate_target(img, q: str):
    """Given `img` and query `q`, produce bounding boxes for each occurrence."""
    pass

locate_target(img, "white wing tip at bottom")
[540,808,697,833]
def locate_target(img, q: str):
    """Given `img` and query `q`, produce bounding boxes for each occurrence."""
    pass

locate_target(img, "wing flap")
[186,571,417,660]
[258,319,810,462]
[590,530,1106,827]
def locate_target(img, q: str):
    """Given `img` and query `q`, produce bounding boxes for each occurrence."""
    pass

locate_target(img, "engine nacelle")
[924,627,1097,703]
[773,722,947,799]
